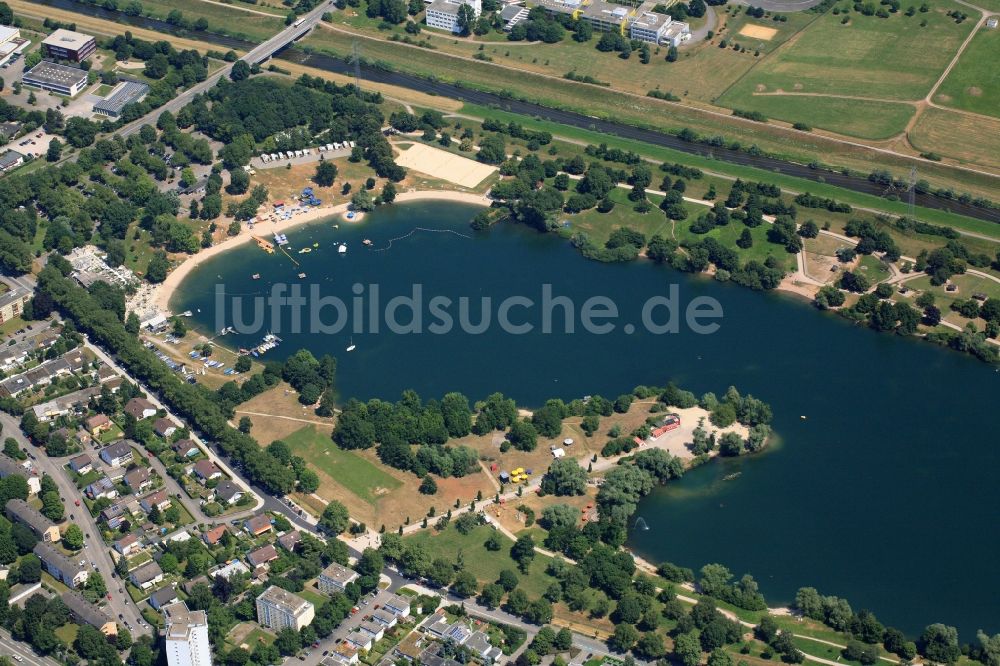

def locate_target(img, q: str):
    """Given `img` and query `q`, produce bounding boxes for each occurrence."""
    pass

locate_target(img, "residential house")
[5,498,60,543]
[255,585,314,631]
[192,459,222,482]
[100,501,128,529]
[247,544,279,568]
[129,561,164,590]
[100,440,134,467]
[124,397,157,420]
[140,489,171,514]
[371,610,398,628]
[358,621,385,641]
[201,525,227,546]
[465,632,503,663]
[69,454,93,474]
[86,413,112,436]
[149,585,180,610]
[277,531,300,552]
[114,533,141,556]
[244,514,272,536]
[317,562,359,594]
[0,453,27,483]
[323,643,359,666]
[211,560,250,581]
[213,480,242,505]
[383,593,411,618]
[34,541,88,587]
[154,418,177,438]
[344,633,373,652]
[85,476,118,500]
[173,439,199,458]
[0,350,86,398]
[30,387,102,422]
[62,590,117,635]
[74,429,93,447]
[124,467,152,493]
[499,4,529,30]
[0,150,24,173]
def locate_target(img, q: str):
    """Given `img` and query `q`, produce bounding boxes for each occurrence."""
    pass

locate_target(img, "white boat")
[338,244,347,254]
[346,337,356,352]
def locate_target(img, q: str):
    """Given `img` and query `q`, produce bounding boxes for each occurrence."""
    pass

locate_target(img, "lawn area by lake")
[406,523,556,598]
[284,426,402,505]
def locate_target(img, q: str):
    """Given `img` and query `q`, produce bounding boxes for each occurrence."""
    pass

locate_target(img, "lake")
[173,201,1000,639]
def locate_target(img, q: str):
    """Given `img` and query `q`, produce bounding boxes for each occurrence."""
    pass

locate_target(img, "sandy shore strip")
[152,190,490,314]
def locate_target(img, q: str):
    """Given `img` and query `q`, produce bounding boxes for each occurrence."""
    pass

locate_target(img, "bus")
[293,18,305,27]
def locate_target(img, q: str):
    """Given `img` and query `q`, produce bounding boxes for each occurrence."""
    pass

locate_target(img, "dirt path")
[234,409,338,425]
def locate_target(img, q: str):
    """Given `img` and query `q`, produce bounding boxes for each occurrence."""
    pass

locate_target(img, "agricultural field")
[908,107,1000,171]
[933,26,1000,118]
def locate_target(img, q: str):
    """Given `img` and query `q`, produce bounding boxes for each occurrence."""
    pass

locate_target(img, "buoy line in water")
[372,227,472,252]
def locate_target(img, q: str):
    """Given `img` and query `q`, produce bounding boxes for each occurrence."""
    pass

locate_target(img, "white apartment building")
[256,586,315,631]
[425,0,481,33]
[163,602,212,666]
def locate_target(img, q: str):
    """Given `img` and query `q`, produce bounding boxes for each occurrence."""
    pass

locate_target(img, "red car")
[106,593,112,600]
[74,499,81,506]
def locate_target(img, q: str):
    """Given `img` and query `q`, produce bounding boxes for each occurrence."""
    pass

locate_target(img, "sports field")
[720,7,975,102]
[934,26,1000,118]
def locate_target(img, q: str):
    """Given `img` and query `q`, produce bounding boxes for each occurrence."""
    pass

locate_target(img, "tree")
[419,475,438,495]
[274,627,301,656]
[230,60,251,82]
[46,138,63,162]
[17,553,41,583]
[674,631,703,666]
[510,534,535,572]
[315,161,338,187]
[63,524,84,550]
[919,624,960,664]
[382,181,397,203]
[351,188,375,212]
[508,419,538,452]
[319,500,350,534]
[452,570,478,598]
[540,458,587,496]
[609,624,639,652]
[40,490,64,521]
[478,135,507,165]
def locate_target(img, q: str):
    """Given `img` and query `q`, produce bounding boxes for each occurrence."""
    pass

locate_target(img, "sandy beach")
[151,189,491,314]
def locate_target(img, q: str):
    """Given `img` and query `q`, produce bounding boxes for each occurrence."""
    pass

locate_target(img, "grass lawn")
[715,92,915,140]
[97,424,125,444]
[54,623,79,645]
[406,523,557,597]
[0,316,26,337]
[132,0,285,41]
[74,469,102,489]
[283,425,402,504]
[909,106,1000,171]
[298,586,328,608]
[934,27,1000,118]
[856,254,891,281]
[719,6,975,102]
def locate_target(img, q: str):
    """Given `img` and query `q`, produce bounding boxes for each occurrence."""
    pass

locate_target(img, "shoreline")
[152,189,490,314]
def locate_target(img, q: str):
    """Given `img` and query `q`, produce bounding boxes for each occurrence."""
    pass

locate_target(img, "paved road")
[0,411,148,633]
[0,626,61,666]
